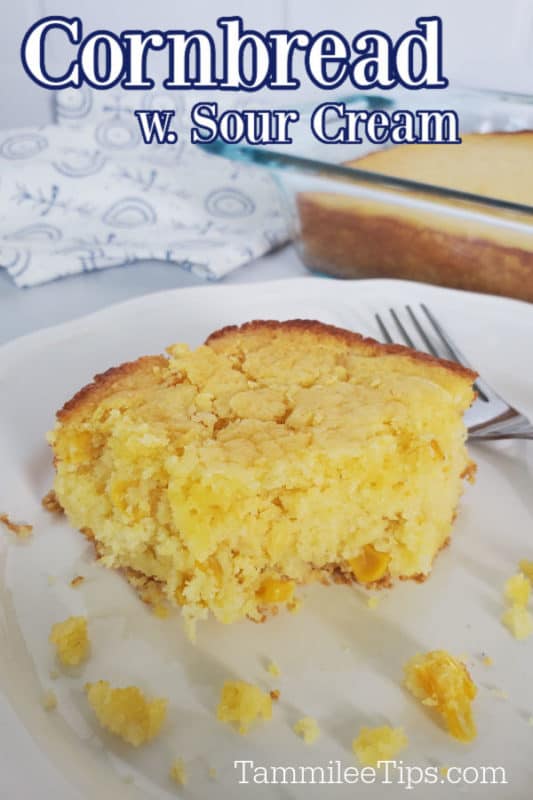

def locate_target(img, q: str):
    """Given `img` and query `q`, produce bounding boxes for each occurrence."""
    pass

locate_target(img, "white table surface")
[0,246,309,346]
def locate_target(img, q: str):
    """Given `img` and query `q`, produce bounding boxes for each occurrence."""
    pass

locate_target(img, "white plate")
[1,277,532,800]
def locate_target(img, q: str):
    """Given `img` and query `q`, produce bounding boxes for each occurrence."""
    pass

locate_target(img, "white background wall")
[3,0,533,129]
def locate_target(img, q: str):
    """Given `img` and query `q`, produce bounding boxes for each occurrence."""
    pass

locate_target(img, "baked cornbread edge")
[205,319,476,382]
[56,355,168,425]
[55,321,476,425]
[297,131,533,302]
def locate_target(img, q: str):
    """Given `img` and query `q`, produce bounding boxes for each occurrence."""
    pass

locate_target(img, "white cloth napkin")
[0,88,289,287]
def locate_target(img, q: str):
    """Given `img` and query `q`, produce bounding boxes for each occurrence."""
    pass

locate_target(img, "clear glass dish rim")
[197,86,533,219]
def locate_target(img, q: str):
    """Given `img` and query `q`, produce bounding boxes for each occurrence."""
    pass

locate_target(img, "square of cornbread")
[48,320,476,638]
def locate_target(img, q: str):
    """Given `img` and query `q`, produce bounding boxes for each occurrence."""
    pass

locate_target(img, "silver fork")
[375,304,533,441]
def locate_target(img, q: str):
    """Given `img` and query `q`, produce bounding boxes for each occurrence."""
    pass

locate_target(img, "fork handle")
[469,432,533,442]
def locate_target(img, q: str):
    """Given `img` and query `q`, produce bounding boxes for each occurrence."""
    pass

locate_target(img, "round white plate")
[0,277,532,800]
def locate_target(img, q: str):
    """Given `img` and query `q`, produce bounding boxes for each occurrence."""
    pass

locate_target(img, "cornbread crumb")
[482,655,493,667]
[267,661,281,678]
[152,604,170,619]
[440,766,449,778]
[42,490,63,513]
[287,598,303,614]
[41,690,57,711]
[208,767,217,779]
[270,690,280,701]
[85,681,167,746]
[504,573,531,607]
[47,575,57,586]
[70,575,85,588]
[367,594,380,610]
[293,717,320,744]
[352,726,408,767]
[502,606,533,640]
[49,616,89,666]
[518,560,533,583]
[169,758,187,786]
[0,513,33,539]
[404,650,477,742]
[217,681,272,734]
[489,687,509,700]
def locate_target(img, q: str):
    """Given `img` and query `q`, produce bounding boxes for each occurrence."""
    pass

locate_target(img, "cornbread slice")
[298,132,533,302]
[48,320,475,637]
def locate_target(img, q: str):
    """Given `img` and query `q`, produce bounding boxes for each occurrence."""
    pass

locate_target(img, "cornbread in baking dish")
[48,320,476,638]
[298,131,533,302]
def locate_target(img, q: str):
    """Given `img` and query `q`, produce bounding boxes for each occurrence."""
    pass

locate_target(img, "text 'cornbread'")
[48,320,476,638]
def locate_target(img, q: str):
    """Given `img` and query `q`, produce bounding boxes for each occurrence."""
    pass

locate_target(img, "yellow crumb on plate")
[152,604,170,619]
[41,690,57,711]
[169,758,187,786]
[367,594,380,610]
[0,512,33,539]
[518,560,533,583]
[267,661,281,678]
[404,650,477,742]
[70,575,85,588]
[504,573,531,607]
[85,681,167,746]
[49,616,89,666]
[217,680,272,734]
[488,687,509,700]
[208,767,217,779]
[481,655,493,667]
[293,716,320,744]
[502,605,533,640]
[352,725,408,767]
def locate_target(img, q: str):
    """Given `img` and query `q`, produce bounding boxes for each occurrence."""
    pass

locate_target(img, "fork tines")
[375,304,488,403]
[374,303,533,440]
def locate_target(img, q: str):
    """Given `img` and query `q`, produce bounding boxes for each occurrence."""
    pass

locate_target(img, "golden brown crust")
[53,320,475,427]
[206,319,476,382]
[41,490,63,513]
[56,355,168,423]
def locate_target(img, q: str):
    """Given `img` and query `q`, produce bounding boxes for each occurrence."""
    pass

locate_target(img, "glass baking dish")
[198,88,533,303]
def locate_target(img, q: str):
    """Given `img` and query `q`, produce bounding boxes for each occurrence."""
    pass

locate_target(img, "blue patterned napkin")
[0,88,289,287]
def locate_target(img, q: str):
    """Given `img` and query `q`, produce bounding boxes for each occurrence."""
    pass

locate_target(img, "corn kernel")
[257,578,294,604]
[349,545,391,584]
